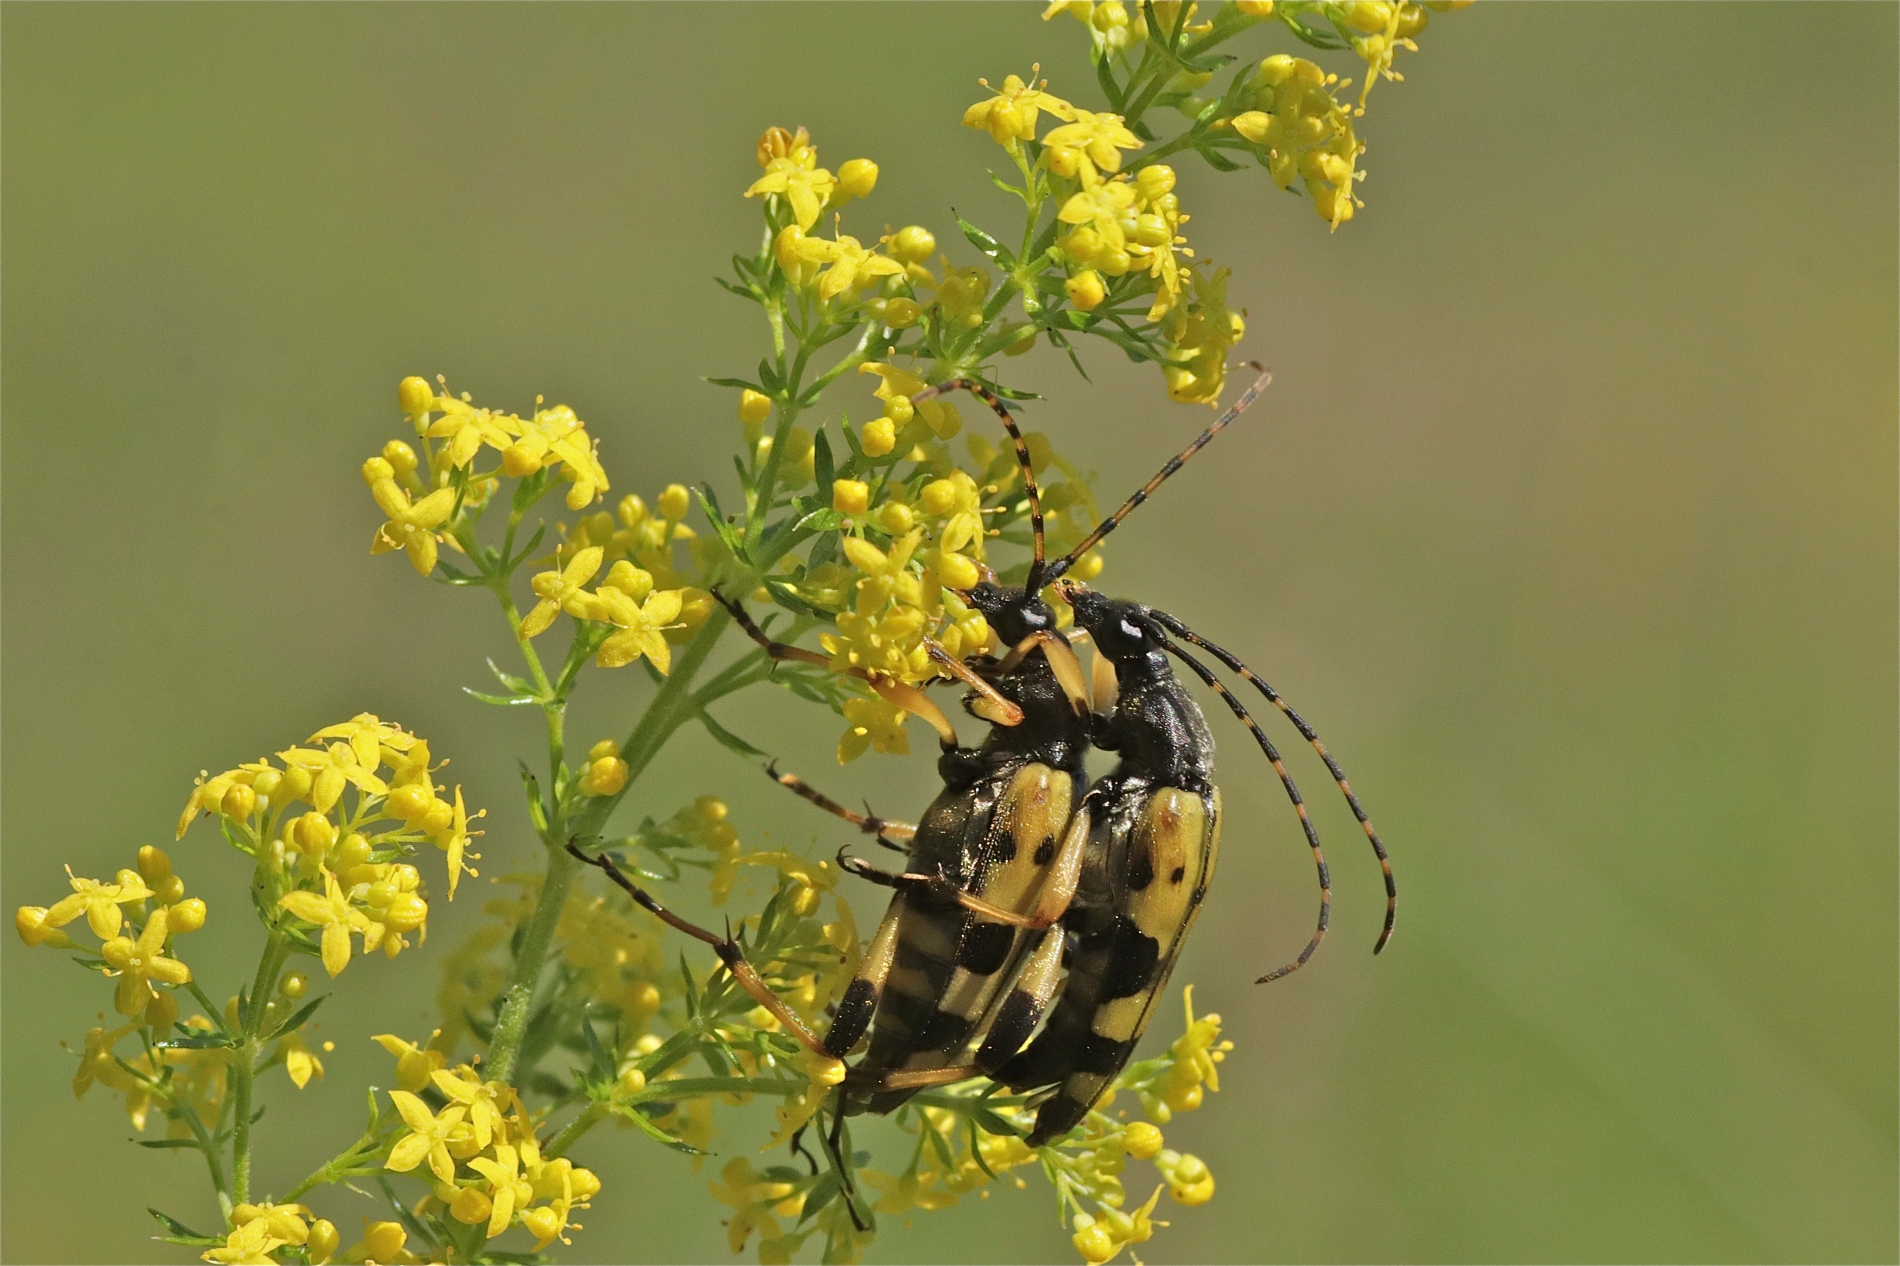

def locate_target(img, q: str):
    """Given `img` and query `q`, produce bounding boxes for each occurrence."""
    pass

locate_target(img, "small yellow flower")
[43,867,154,941]
[373,1032,448,1093]
[521,546,604,639]
[792,232,905,303]
[432,786,482,898]
[275,739,387,815]
[229,1203,312,1248]
[385,1090,470,1184]
[745,152,838,232]
[710,1157,805,1255]
[100,906,192,1020]
[591,585,684,673]
[279,871,373,978]
[278,1031,324,1088]
[201,1219,285,1265]
[309,713,416,772]
[72,1022,137,1099]
[426,397,521,468]
[15,906,74,949]
[962,72,1076,146]
[366,465,456,575]
[838,695,911,764]
[468,1141,536,1239]
[1043,108,1142,180]
[1155,1149,1215,1205]
[432,1067,508,1151]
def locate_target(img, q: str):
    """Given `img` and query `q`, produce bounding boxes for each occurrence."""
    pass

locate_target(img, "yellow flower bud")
[335,832,370,872]
[936,552,980,591]
[1397,2,1428,35]
[1073,1217,1117,1265]
[385,782,436,822]
[1235,0,1274,13]
[145,988,179,1034]
[308,1219,339,1263]
[861,416,896,457]
[739,388,773,426]
[214,782,255,821]
[449,1186,492,1226]
[623,979,661,1019]
[361,456,394,486]
[292,812,337,857]
[883,296,922,329]
[775,224,818,286]
[835,157,879,202]
[1256,53,1297,86]
[364,1221,407,1261]
[381,440,419,479]
[832,479,871,516]
[616,1066,647,1097]
[419,798,454,835]
[16,906,72,949]
[783,427,816,486]
[281,971,309,1000]
[602,561,655,603]
[523,1207,561,1242]
[501,440,544,478]
[874,501,913,533]
[1124,1121,1164,1159]
[889,225,936,263]
[658,483,691,521]
[137,845,174,885]
[398,376,436,417]
[1045,144,1083,179]
[584,756,630,797]
[882,394,915,426]
[1345,0,1393,30]
[569,1167,602,1200]
[169,897,208,934]
[1066,270,1107,312]
[383,894,428,933]
[920,479,959,516]
[1136,164,1177,202]
[280,766,313,804]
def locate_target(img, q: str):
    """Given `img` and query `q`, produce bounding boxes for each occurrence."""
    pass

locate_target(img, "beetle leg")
[713,588,960,745]
[924,638,1024,725]
[824,901,905,1057]
[765,762,915,852]
[567,842,835,1057]
[991,630,1090,715]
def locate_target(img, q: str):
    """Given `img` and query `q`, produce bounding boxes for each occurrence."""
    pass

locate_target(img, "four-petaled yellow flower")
[792,233,904,302]
[962,72,1075,145]
[384,1089,469,1184]
[1043,108,1142,180]
[278,1031,324,1088]
[308,713,417,774]
[433,786,481,898]
[373,1032,447,1093]
[426,398,521,468]
[432,1068,508,1150]
[100,905,192,1020]
[275,740,388,815]
[279,871,372,978]
[520,546,604,640]
[468,1141,536,1239]
[862,1167,958,1215]
[367,474,456,576]
[591,585,684,673]
[201,1218,286,1266]
[44,866,153,940]
[745,155,838,232]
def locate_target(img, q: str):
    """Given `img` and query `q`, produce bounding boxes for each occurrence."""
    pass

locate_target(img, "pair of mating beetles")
[572,366,1395,1174]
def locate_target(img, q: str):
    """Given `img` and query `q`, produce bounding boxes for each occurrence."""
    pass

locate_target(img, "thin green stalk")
[544,1102,610,1159]
[231,928,292,1206]
[284,1116,390,1203]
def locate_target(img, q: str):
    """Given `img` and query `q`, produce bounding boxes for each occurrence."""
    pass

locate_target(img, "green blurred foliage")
[3,3,1894,1263]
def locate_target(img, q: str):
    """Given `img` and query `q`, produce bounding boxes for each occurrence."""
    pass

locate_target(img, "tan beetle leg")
[993,630,1090,715]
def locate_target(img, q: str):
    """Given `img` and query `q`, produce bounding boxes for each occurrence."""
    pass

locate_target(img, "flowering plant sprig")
[17,5,1459,1262]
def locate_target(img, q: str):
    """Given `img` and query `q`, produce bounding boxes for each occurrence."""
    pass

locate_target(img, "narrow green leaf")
[704,376,763,391]
[699,710,768,759]
[263,994,328,1042]
[812,429,835,491]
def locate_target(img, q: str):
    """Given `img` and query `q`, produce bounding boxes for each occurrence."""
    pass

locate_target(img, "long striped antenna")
[912,379,1047,594]
[1160,637,1331,983]
[1046,363,1273,583]
[1150,609,1397,954]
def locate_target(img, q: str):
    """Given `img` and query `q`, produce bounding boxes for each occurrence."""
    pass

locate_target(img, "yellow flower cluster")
[1129,986,1234,1121]
[1230,54,1365,228]
[1043,0,1152,58]
[1338,1,1437,110]
[1159,264,1248,404]
[379,1049,601,1251]
[202,1202,338,1265]
[173,715,481,975]
[538,486,718,658]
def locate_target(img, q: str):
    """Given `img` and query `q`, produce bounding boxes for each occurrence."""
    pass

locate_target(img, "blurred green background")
[4,3,1894,1262]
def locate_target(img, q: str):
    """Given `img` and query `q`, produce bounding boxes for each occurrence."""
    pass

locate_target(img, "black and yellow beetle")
[572,365,1396,1158]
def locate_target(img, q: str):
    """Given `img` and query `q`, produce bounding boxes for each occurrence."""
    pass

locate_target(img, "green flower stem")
[543,1101,610,1159]
[283,1115,391,1203]
[231,927,292,1206]
[485,610,731,1087]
